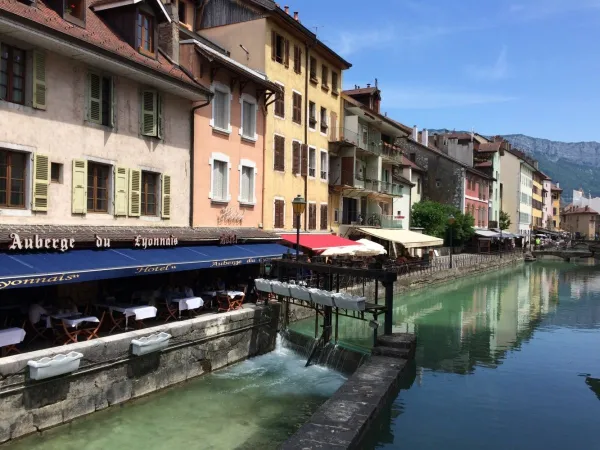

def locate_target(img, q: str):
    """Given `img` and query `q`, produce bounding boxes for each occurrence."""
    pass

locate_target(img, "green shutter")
[161,174,171,219]
[32,153,50,211]
[72,159,87,214]
[157,92,163,140]
[114,166,128,216]
[129,168,141,216]
[32,50,47,110]
[141,90,157,136]
[110,76,116,128]
[87,72,102,124]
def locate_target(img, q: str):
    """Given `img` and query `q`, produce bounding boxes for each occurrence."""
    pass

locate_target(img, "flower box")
[271,281,291,297]
[254,278,273,293]
[289,284,312,301]
[131,332,171,356]
[27,352,83,380]
[308,288,335,307]
[332,293,366,311]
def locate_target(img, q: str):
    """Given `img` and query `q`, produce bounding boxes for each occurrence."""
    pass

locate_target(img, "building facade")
[542,176,553,229]
[464,169,490,229]
[194,1,351,232]
[561,205,598,238]
[552,184,563,230]
[532,170,544,230]
[518,161,534,238]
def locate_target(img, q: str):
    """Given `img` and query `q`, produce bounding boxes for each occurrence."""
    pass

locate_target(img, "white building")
[518,163,534,238]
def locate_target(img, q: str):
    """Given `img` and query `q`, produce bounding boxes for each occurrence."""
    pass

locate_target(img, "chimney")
[158,4,179,64]
[293,11,299,21]
[412,125,418,141]
[556,182,560,188]
[367,83,371,88]
[284,5,289,13]
[422,128,429,146]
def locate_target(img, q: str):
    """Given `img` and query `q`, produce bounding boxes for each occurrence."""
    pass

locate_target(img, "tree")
[499,211,511,230]
[411,200,474,245]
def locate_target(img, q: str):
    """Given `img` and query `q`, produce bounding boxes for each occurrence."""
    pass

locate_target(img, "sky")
[292,0,600,142]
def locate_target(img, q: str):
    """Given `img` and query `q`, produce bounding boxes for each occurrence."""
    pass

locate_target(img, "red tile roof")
[551,184,563,192]
[401,156,425,172]
[477,142,501,152]
[0,0,208,93]
[563,206,598,215]
[343,87,379,96]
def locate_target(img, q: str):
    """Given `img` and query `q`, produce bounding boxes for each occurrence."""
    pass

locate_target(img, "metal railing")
[331,127,404,163]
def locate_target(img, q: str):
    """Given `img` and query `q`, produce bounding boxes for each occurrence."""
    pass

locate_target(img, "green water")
[4,340,346,450]
[292,260,600,449]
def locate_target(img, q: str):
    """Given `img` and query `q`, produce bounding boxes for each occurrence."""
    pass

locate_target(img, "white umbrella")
[321,245,362,257]
[351,247,383,257]
[356,238,387,255]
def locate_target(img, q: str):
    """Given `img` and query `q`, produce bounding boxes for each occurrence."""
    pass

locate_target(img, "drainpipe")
[190,97,212,227]
[304,41,314,231]
[262,100,267,230]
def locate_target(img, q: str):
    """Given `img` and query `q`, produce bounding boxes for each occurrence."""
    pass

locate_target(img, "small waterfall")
[279,329,369,375]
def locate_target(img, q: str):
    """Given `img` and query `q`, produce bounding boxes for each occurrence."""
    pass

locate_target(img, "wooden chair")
[28,317,51,345]
[217,293,232,313]
[1,320,26,357]
[230,294,245,311]
[52,319,81,345]
[80,312,105,341]
[159,299,178,323]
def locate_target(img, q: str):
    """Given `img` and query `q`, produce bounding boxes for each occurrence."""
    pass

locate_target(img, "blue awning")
[0,243,290,290]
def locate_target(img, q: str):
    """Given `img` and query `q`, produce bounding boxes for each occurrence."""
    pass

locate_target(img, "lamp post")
[292,195,306,261]
[448,214,455,269]
[500,227,503,258]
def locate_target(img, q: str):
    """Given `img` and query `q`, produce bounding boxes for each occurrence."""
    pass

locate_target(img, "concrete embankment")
[0,303,280,444]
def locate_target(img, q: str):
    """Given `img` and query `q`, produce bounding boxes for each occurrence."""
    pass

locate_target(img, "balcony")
[364,179,403,196]
[338,212,404,229]
[330,128,403,163]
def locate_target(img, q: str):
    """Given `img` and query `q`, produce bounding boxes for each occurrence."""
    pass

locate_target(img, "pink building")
[465,169,490,229]
[179,38,280,228]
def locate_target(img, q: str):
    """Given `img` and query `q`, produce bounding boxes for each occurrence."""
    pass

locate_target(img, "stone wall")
[0,303,280,444]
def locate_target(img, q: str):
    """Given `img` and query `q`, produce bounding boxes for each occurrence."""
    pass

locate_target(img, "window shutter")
[88,72,102,124]
[320,205,328,230]
[292,141,300,175]
[161,174,171,219]
[114,166,128,216]
[157,92,163,140]
[110,76,116,128]
[32,50,47,110]
[32,153,50,212]
[284,39,290,68]
[241,167,251,202]
[271,31,277,61]
[301,144,308,176]
[129,168,141,216]
[71,159,87,214]
[274,135,285,171]
[141,90,157,136]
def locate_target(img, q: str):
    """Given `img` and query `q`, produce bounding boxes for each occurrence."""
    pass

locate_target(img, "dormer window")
[136,11,155,56]
[64,0,85,26]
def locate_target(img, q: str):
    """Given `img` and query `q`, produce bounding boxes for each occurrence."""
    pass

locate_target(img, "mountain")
[429,130,600,202]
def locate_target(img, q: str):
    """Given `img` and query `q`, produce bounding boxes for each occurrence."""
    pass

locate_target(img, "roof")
[477,142,501,152]
[551,184,563,192]
[475,161,493,168]
[0,0,210,97]
[562,206,598,215]
[279,234,359,251]
[181,39,281,92]
[342,94,410,137]
[357,228,443,249]
[401,156,426,172]
[466,166,494,180]
[92,0,170,22]
[343,87,379,96]
[394,174,415,187]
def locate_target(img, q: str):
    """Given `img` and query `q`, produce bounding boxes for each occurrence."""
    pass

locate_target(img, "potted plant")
[28,352,84,380]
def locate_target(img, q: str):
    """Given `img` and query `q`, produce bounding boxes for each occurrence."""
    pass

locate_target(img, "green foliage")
[499,211,511,230]
[411,200,474,245]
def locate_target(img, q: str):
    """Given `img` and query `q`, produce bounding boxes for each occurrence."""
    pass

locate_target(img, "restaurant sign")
[7,233,178,252]
[219,233,237,245]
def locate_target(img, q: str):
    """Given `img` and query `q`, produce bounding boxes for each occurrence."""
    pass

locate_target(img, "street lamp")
[448,214,455,269]
[292,194,306,261]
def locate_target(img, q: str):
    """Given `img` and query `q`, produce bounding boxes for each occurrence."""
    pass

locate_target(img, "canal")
[6,260,600,449]
[292,260,600,449]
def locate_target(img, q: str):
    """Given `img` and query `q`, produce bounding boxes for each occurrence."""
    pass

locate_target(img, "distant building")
[561,205,598,238]
[552,184,563,230]
[542,175,553,229]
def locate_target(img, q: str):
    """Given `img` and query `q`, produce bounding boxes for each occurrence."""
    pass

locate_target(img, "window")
[136,12,154,54]
[320,150,328,181]
[308,203,317,230]
[292,92,302,124]
[240,95,257,140]
[308,147,316,177]
[309,57,317,81]
[292,141,301,175]
[65,0,85,22]
[308,101,317,129]
[274,135,285,171]
[211,159,229,202]
[271,31,289,67]
[178,1,186,23]
[417,177,421,194]
[409,153,416,162]
[321,65,329,89]
[293,45,302,74]
[0,44,25,105]
[334,209,339,223]
[240,165,255,204]
[51,162,62,183]
[212,85,231,132]
[87,162,110,212]
[320,204,328,230]
[320,107,327,133]
[140,90,163,138]
[274,86,285,118]
[87,73,114,127]
[274,199,285,228]
[0,150,26,208]
[141,171,158,216]
[331,72,339,94]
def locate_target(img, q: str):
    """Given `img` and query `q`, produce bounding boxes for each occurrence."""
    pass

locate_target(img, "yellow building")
[551,184,563,230]
[196,3,350,232]
[532,170,544,229]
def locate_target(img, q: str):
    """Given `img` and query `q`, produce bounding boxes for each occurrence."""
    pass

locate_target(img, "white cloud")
[466,46,510,81]
[381,87,517,109]
[333,28,396,57]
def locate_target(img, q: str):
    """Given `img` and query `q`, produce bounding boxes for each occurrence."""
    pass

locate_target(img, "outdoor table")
[0,327,26,356]
[213,291,245,313]
[108,305,157,330]
[44,312,82,329]
[169,297,204,318]
[61,315,100,328]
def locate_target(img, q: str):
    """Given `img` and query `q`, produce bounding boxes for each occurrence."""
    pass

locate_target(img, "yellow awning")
[357,228,444,249]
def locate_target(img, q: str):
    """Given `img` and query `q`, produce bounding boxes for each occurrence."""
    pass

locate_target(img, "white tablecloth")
[62,316,100,328]
[0,328,26,347]
[201,291,245,298]
[109,305,157,320]
[45,312,82,329]
[171,297,204,311]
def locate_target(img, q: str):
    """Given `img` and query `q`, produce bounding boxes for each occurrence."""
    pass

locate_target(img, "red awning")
[279,234,359,251]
